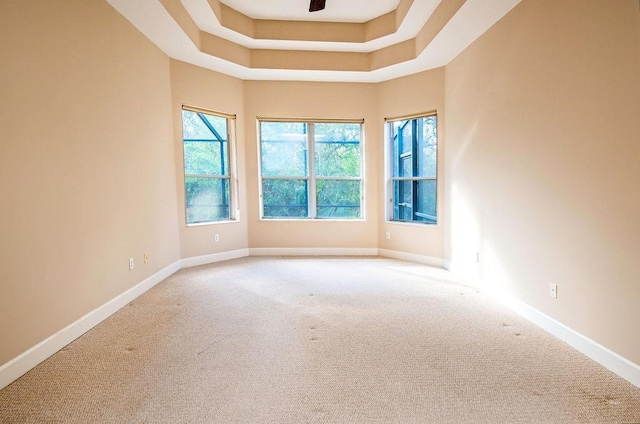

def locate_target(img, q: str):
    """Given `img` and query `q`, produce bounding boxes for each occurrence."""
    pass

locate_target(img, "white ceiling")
[221,0,401,23]
[105,0,523,83]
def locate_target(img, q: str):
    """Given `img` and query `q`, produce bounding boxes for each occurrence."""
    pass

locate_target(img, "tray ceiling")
[106,0,522,82]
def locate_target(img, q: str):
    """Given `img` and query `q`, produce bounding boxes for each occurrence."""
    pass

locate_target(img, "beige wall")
[377,68,446,259]
[445,0,640,363]
[0,1,181,365]
[4,0,639,379]
[170,60,249,258]
[243,81,380,249]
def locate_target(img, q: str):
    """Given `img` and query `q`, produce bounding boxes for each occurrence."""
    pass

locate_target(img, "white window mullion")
[228,119,239,219]
[361,124,365,220]
[387,123,396,222]
[307,123,317,218]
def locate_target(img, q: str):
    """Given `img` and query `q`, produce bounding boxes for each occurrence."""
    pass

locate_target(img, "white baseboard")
[447,261,640,388]
[249,247,378,257]
[6,251,636,393]
[378,249,445,268]
[496,289,640,388]
[180,249,249,268]
[0,260,181,391]
[0,245,384,390]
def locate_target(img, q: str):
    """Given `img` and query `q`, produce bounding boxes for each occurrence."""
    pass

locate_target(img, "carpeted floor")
[1,256,639,423]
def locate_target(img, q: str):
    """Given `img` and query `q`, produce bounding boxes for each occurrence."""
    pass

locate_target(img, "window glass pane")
[262,179,308,218]
[314,123,360,142]
[260,122,308,177]
[393,180,413,221]
[415,180,437,223]
[260,122,306,141]
[182,110,212,139]
[392,132,399,178]
[417,116,437,178]
[391,179,437,224]
[184,141,226,176]
[401,121,413,154]
[185,177,230,224]
[314,123,360,177]
[401,154,412,177]
[392,120,413,177]
[316,179,361,218]
[182,110,227,140]
[315,143,360,177]
[200,114,227,139]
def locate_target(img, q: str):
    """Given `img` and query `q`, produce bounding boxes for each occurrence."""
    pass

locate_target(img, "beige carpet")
[1,256,639,423]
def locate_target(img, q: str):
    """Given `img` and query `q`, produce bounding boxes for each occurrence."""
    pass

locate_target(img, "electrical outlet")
[385,232,391,240]
[144,253,149,264]
[129,258,135,270]
[476,252,480,263]
[214,234,220,242]
[549,283,558,299]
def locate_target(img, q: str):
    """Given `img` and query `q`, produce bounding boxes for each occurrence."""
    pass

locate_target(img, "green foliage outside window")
[262,179,308,218]
[317,179,360,218]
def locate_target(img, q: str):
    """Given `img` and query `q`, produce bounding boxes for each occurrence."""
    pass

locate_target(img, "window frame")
[257,118,365,221]
[181,105,239,226]
[385,111,438,226]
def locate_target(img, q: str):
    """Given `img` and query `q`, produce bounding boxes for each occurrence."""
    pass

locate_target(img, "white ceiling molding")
[106,0,522,82]
[181,0,442,53]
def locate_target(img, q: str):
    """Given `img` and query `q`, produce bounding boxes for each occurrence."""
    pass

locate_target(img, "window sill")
[186,219,239,228]
[259,218,366,223]
[385,220,440,229]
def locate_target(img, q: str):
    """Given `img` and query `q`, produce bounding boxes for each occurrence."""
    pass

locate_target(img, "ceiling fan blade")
[309,0,326,12]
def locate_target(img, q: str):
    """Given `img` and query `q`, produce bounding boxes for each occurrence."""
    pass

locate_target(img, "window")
[181,106,236,225]
[259,119,363,219]
[387,113,438,224]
